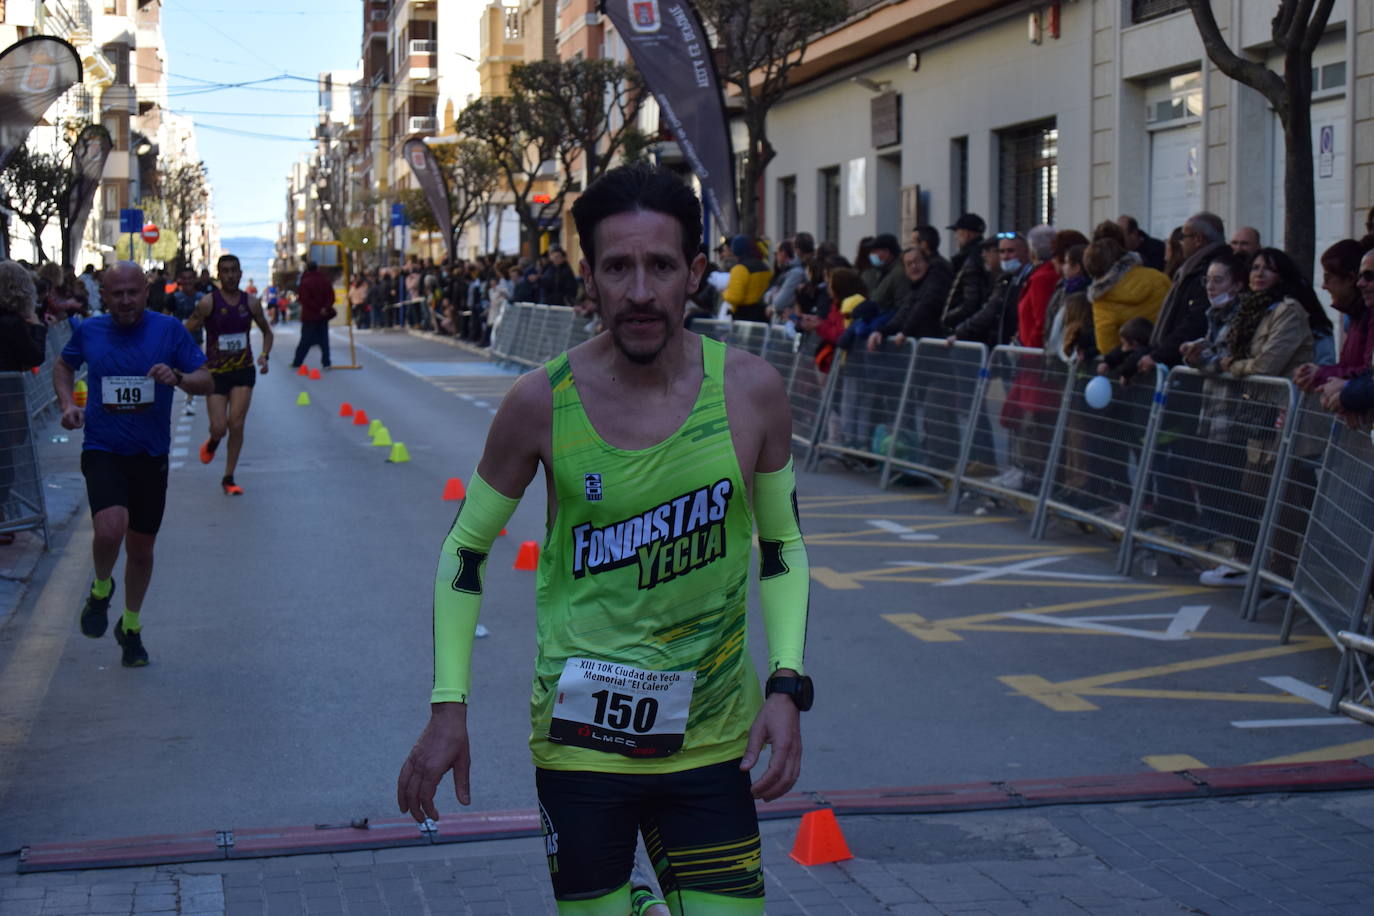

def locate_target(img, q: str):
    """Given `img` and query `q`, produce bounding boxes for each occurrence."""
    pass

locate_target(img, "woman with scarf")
[1196,247,1316,587]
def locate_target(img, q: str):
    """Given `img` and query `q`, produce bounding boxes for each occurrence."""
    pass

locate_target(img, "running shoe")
[114,619,149,667]
[1199,564,1247,588]
[221,478,244,496]
[79,581,115,638]
[199,438,219,464]
[629,886,668,916]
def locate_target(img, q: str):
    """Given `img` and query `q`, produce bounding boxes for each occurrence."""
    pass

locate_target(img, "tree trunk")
[1281,47,1316,282]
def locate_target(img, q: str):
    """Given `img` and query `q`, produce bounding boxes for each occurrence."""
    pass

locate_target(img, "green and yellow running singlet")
[533,336,759,774]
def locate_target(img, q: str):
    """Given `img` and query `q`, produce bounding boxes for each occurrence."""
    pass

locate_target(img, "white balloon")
[1084,375,1112,410]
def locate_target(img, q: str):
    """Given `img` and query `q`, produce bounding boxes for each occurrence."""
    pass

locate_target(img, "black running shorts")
[535,759,763,906]
[81,450,169,535]
[211,365,256,397]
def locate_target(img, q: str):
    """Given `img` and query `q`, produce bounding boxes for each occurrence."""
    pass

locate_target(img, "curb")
[19,759,1374,873]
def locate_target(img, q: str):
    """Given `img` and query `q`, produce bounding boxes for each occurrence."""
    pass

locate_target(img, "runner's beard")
[611,309,675,365]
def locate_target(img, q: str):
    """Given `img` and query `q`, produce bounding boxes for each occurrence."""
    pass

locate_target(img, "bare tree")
[1185,0,1336,279]
[696,0,849,237]
[156,160,209,274]
[459,58,645,252]
[0,147,67,261]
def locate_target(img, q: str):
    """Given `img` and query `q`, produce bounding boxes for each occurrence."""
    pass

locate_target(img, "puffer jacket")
[941,238,993,332]
[1087,254,1170,355]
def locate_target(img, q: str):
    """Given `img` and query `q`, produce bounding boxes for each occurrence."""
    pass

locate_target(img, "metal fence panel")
[949,346,1071,513]
[24,320,74,421]
[810,340,917,472]
[692,318,731,342]
[0,372,46,542]
[726,320,770,356]
[881,338,988,487]
[790,335,840,456]
[1119,368,1298,601]
[1041,366,1162,538]
[1281,416,1374,644]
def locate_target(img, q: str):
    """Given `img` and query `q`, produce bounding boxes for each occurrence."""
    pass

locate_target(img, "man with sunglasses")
[947,231,1032,348]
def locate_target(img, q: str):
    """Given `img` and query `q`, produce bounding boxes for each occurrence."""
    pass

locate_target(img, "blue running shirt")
[61,311,206,456]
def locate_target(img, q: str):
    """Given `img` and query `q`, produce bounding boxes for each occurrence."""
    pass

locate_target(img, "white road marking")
[170,461,184,470]
[866,519,940,542]
[473,401,490,408]
[1229,677,1359,728]
[1004,605,1211,642]
[170,448,188,457]
[174,435,189,444]
[890,556,1127,586]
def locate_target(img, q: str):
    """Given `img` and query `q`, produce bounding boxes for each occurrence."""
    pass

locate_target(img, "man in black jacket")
[941,213,992,333]
[538,247,578,306]
[948,233,1030,347]
[1142,211,1228,374]
[1117,215,1166,272]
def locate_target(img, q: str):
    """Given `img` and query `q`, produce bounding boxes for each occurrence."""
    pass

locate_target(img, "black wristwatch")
[765,674,814,711]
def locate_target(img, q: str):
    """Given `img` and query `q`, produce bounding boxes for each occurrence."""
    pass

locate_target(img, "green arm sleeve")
[753,459,809,674]
[431,472,520,704]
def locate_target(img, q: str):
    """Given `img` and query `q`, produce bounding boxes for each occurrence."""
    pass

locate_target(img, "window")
[998,119,1057,232]
[1145,70,1202,124]
[778,176,797,240]
[819,166,840,246]
[1130,0,1188,24]
[950,136,968,223]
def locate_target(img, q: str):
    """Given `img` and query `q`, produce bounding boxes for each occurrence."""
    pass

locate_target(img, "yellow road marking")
[804,512,1015,520]
[957,624,1285,642]
[1253,737,1374,764]
[0,517,90,800]
[1143,754,1207,771]
[999,637,1331,711]
[798,493,935,507]
[810,567,862,590]
[884,587,1207,640]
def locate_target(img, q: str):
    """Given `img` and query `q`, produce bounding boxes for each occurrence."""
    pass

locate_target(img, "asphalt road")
[0,324,1363,852]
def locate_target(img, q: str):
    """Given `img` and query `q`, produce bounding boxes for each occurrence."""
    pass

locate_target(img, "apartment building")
[760,0,1365,286]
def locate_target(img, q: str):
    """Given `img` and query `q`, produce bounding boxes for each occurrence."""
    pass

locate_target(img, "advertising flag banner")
[402,136,454,262]
[0,36,83,173]
[64,124,112,265]
[599,0,738,236]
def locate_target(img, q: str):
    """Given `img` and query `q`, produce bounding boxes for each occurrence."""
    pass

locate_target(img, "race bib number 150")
[547,657,696,758]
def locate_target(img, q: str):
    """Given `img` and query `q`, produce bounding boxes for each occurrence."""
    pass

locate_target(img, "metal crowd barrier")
[807,338,918,474]
[0,372,46,543]
[949,345,1072,525]
[23,320,74,421]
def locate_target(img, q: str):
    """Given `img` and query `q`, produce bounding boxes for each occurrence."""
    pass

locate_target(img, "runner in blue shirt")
[53,262,212,668]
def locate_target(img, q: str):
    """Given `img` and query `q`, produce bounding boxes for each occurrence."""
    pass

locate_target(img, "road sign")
[119,208,143,233]
[390,202,408,227]
[140,222,160,244]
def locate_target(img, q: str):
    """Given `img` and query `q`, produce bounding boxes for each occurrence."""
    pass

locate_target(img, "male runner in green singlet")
[184,254,272,495]
[397,164,812,915]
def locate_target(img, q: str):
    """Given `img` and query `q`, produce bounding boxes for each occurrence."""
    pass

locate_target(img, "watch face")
[796,676,814,711]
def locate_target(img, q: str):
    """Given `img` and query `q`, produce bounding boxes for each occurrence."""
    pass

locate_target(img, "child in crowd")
[1098,316,1154,384]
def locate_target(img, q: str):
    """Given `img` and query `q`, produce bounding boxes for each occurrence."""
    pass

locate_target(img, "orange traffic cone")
[309,368,322,380]
[339,402,354,417]
[513,541,539,570]
[442,478,466,500]
[352,409,369,426]
[789,809,852,866]
[297,365,309,377]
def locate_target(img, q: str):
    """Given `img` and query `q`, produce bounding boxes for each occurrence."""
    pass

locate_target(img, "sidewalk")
[4,764,1373,915]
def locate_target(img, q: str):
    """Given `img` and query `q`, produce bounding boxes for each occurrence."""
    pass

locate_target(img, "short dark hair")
[1207,250,1247,284]
[793,231,815,255]
[1052,230,1090,261]
[572,162,701,267]
[914,225,940,253]
[218,254,240,269]
[1320,238,1363,277]
[1118,215,1142,235]
[1118,316,1153,346]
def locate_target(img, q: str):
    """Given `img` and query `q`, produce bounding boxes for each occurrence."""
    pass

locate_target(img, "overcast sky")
[160,0,485,242]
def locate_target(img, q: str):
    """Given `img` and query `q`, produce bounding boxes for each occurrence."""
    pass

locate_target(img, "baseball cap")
[870,233,901,255]
[946,213,986,233]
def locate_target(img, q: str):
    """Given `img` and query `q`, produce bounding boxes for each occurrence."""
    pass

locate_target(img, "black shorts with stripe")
[535,758,763,904]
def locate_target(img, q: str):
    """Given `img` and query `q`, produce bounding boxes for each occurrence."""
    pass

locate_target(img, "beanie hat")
[730,234,754,258]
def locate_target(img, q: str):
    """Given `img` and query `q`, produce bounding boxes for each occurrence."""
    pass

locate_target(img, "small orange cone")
[339,402,354,417]
[352,409,369,426]
[297,365,309,377]
[442,478,466,500]
[309,368,322,380]
[513,540,539,570]
[789,809,852,866]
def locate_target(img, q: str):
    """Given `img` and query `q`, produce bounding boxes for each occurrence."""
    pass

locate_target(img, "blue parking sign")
[119,208,143,234]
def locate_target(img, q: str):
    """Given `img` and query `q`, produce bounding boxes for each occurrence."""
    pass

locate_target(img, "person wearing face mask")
[865,233,910,314]
[947,232,1033,348]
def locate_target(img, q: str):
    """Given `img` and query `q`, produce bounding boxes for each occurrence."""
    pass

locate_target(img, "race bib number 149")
[547,657,695,758]
[101,375,155,413]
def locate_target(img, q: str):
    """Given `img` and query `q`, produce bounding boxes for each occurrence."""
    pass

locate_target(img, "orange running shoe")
[221,478,243,496]
[199,438,219,464]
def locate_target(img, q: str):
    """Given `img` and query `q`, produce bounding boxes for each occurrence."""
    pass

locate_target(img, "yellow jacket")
[724,259,773,310]
[1088,257,1171,355]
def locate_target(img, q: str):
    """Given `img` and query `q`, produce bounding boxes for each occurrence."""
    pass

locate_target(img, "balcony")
[409,39,436,54]
[408,116,436,134]
[399,41,438,82]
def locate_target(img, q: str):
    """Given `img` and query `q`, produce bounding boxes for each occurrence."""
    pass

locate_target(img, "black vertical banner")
[0,36,83,173]
[64,124,112,266]
[600,0,738,237]
[402,136,455,263]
